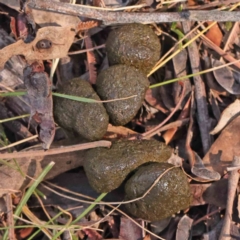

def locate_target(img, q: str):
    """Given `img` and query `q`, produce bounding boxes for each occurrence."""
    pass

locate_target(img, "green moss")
[83,140,172,193]
[106,23,161,75]
[54,78,109,141]
[96,64,149,125]
[124,162,191,221]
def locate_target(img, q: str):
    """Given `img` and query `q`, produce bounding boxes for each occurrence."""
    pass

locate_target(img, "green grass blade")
[14,162,55,217]
[149,59,240,89]
[0,91,26,97]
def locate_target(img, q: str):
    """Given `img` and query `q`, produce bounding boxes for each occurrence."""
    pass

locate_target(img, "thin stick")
[28,0,240,24]
[0,140,111,159]
[193,209,221,226]
[129,119,189,140]
[68,44,105,55]
[5,194,15,240]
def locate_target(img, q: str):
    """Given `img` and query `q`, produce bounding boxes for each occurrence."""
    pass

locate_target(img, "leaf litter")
[1,1,240,240]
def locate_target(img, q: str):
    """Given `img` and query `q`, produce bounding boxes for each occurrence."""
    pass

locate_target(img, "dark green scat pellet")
[96,64,149,126]
[54,78,109,141]
[124,162,191,221]
[83,140,172,193]
[106,23,161,75]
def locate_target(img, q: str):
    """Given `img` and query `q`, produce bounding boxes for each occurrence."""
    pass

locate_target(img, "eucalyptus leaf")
[212,59,240,94]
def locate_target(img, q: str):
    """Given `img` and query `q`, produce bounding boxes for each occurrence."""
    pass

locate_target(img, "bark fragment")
[23,61,55,149]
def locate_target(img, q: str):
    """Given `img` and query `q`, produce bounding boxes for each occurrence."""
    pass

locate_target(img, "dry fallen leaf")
[211,99,240,135]
[212,59,240,95]
[119,218,142,240]
[0,26,76,69]
[202,53,226,93]
[203,115,240,175]
[205,22,223,47]
[191,151,221,181]
[202,179,228,208]
[176,215,193,240]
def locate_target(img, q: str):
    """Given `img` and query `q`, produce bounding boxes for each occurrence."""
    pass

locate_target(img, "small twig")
[193,208,221,226]
[5,194,15,240]
[68,44,105,55]
[28,0,240,24]
[219,156,240,240]
[185,88,195,167]
[0,140,111,159]
[128,119,189,140]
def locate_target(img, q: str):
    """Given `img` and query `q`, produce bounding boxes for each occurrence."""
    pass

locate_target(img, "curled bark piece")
[23,62,55,149]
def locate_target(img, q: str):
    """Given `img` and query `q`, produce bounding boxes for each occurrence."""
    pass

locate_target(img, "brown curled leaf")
[0,26,75,69]
[23,61,55,149]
